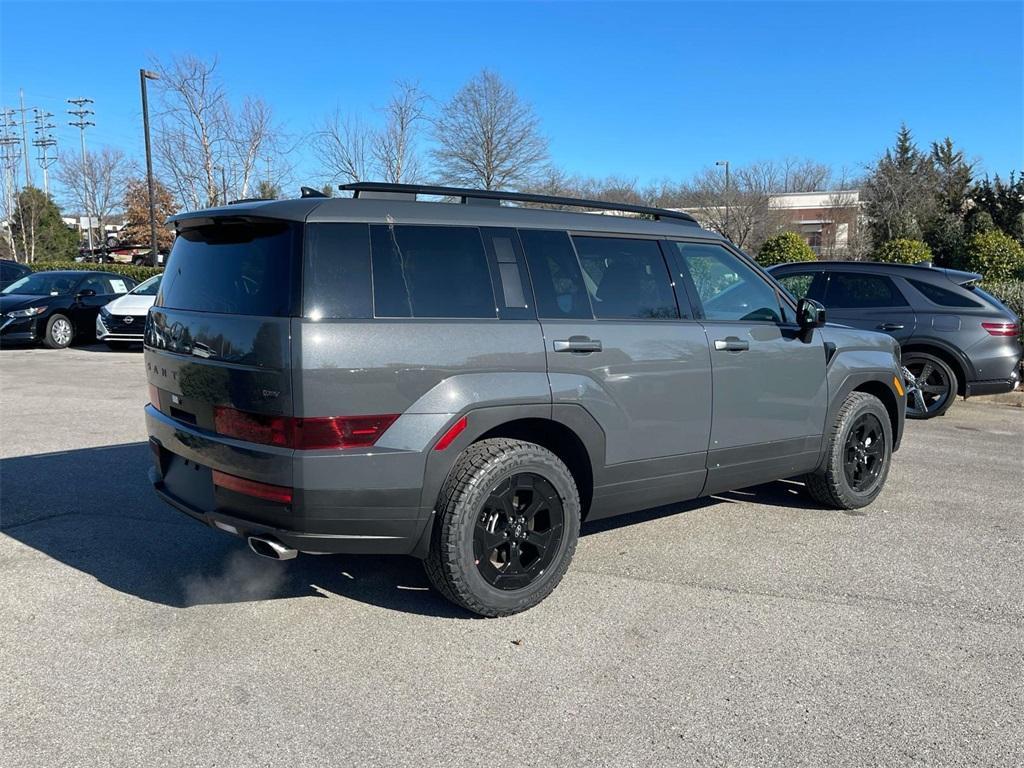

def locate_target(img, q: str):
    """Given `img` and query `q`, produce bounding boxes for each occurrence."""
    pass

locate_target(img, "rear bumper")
[150,467,426,555]
[145,405,431,556]
[965,374,1019,397]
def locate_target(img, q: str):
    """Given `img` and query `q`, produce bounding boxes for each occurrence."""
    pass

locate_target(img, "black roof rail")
[338,182,699,224]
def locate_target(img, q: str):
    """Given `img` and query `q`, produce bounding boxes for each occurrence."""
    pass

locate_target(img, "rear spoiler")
[940,268,982,286]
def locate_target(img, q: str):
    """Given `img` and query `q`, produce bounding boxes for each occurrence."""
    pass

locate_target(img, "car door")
[519,229,712,511]
[821,270,917,344]
[669,241,827,494]
[73,274,126,331]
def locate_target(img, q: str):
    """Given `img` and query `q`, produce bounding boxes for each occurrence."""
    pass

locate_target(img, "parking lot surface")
[1,344,1022,767]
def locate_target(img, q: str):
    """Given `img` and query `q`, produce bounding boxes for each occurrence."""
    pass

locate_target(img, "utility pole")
[140,69,160,264]
[716,159,731,239]
[32,109,57,197]
[18,90,33,188]
[68,97,95,251]
[0,110,23,259]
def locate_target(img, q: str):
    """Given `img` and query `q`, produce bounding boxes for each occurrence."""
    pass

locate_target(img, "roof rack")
[338,182,699,224]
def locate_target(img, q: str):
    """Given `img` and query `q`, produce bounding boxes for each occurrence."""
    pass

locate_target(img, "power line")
[32,109,58,196]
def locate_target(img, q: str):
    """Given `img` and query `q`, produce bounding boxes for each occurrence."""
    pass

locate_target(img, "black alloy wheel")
[903,353,956,419]
[473,473,565,591]
[842,412,886,493]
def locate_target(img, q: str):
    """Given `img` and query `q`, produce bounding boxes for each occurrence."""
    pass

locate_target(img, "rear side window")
[518,229,591,319]
[826,273,908,308]
[370,225,495,318]
[572,236,678,319]
[160,219,299,316]
[303,223,372,319]
[907,278,982,308]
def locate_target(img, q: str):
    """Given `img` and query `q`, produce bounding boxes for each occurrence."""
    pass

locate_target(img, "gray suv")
[769,261,1022,419]
[145,183,906,616]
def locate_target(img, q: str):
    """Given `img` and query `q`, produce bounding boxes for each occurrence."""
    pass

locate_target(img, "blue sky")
[2,0,1022,200]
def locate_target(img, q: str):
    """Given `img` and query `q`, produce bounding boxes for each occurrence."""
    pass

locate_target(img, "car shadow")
[1,443,830,617]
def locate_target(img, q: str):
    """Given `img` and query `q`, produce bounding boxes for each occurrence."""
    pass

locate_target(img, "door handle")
[553,337,602,353]
[877,323,905,331]
[713,337,749,352]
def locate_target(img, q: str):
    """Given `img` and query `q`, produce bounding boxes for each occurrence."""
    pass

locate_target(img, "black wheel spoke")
[842,412,887,493]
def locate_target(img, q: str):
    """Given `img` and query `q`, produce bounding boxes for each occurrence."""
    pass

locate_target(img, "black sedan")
[0,270,138,349]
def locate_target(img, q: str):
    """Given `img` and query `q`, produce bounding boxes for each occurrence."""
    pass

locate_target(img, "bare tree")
[373,80,427,183]
[779,157,832,193]
[677,165,781,251]
[313,111,373,185]
[56,147,131,247]
[432,69,548,190]
[151,55,287,209]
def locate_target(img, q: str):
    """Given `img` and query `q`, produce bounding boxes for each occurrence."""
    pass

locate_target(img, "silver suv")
[145,183,906,616]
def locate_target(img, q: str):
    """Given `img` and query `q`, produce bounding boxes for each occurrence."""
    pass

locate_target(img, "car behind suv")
[145,183,906,616]
[769,261,1021,418]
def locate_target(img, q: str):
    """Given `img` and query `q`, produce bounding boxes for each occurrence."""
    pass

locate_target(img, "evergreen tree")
[10,187,78,262]
[862,125,938,246]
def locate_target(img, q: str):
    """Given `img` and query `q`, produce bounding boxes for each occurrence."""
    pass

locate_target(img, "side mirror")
[76,288,96,299]
[797,297,827,330]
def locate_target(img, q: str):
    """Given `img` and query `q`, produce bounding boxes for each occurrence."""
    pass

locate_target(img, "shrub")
[872,238,933,264]
[756,231,817,267]
[29,261,163,283]
[964,230,1024,281]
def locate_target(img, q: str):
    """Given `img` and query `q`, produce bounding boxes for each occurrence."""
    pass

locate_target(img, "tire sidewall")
[832,396,893,506]
[448,449,580,614]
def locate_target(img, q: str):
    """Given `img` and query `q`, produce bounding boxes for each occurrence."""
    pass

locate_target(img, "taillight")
[214,407,290,447]
[982,321,1019,337]
[212,469,292,504]
[213,406,397,450]
[291,414,399,450]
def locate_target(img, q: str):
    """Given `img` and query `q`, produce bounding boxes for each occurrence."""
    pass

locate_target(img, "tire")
[423,438,581,617]
[902,352,957,419]
[804,391,893,510]
[42,314,74,349]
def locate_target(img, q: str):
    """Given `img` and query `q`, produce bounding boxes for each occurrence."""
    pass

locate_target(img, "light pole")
[716,160,730,238]
[140,69,160,265]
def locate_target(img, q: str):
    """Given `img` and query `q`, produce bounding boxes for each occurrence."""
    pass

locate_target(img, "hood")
[104,292,156,316]
[0,294,56,314]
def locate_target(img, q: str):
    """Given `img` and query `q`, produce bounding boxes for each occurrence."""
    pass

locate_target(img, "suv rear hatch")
[145,216,301,515]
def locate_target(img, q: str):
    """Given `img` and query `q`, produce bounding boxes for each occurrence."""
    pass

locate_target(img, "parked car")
[145,182,906,616]
[97,273,162,349]
[769,261,1022,419]
[0,258,31,291]
[1,270,137,348]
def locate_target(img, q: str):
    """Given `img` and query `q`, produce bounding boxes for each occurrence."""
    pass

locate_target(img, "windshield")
[1,272,78,296]
[131,274,163,296]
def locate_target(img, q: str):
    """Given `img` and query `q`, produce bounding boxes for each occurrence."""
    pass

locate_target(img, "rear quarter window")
[159,219,300,316]
[907,278,983,308]
[369,225,496,318]
[825,273,908,308]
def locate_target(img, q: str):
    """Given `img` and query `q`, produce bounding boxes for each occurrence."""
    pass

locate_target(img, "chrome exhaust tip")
[247,535,298,561]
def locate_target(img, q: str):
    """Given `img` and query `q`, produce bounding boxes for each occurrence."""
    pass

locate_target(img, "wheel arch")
[412,405,603,558]
[852,380,900,448]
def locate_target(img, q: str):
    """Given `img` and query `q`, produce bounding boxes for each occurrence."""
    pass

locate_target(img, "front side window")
[775,271,822,301]
[674,242,783,323]
[370,225,495,319]
[572,237,679,319]
[825,273,908,308]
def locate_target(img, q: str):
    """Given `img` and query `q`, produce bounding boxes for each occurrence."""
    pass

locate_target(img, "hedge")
[757,231,817,267]
[965,230,1024,281]
[872,238,933,265]
[28,261,164,282]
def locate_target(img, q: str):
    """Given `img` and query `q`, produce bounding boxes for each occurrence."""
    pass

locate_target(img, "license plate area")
[161,450,216,513]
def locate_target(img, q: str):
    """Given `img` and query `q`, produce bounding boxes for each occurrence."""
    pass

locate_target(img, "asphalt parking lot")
[1,344,1022,767]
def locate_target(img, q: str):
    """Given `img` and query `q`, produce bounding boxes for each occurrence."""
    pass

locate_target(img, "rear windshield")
[158,219,299,316]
